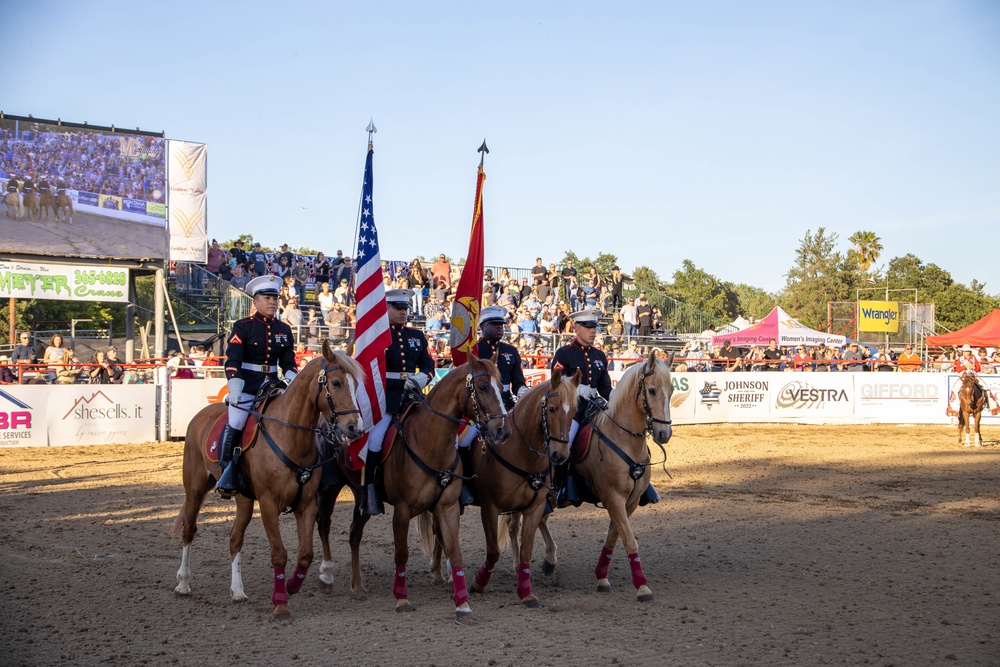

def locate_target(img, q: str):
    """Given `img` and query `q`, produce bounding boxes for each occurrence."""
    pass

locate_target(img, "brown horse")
[172,341,365,622]
[55,193,74,223]
[455,366,579,608]
[317,355,510,619]
[39,192,57,220]
[957,372,985,447]
[4,191,23,219]
[23,191,39,220]
[515,349,673,602]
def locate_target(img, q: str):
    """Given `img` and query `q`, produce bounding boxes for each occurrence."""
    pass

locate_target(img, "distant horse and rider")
[956,371,986,447]
[172,342,365,622]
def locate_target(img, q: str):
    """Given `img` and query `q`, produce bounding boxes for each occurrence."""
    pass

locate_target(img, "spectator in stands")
[89,350,115,384]
[43,334,66,382]
[560,260,577,301]
[408,259,428,315]
[283,295,303,327]
[897,344,920,372]
[583,278,599,309]
[314,252,331,288]
[531,258,548,287]
[230,239,247,268]
[318,282,336,320]
[608,266,624,310]
[636,297,653,338]
[230,265,249,292]
[333,258,353,290]
[876,345,895,372]
[250,243,268,276]
[334,278,352,305]
[519,309,538,347]
[293,259,309,303]
[434,278,451,303]
[426,310,447,341]
[842,342,866,371]
[326,302,349,340]
[0,355,15,384]
[621,298,638,338]
[989,350,1000,374]
[10,332,35,380]
[206,239,226,277]
[812,343,828,371]
[278,243,294,268]
[718,340,742,370]
[106,347,125,383]
[791,345,812,371]
[431,254,452,288]
[53,349,81,384]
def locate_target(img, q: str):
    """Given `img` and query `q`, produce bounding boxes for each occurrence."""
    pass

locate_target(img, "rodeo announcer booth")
[456,305,527,449]
[360,288,435,515]
[217,275,298,498]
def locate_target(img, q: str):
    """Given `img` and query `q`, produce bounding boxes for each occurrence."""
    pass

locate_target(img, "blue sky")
[6,1,999,295]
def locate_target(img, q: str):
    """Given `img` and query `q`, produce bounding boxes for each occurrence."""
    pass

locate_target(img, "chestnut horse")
[513,349,673,602]
[316,355,510,620]
[172,341,365,622]
[39,192,57,220]
[4,191,23,219]
[421,366,579,608]
[957,372,985,447]
[55,193,74,223]
[23,191,39,220]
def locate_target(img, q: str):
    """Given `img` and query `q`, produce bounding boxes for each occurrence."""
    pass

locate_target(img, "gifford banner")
[167,140,208,262]
[0,261,129,303]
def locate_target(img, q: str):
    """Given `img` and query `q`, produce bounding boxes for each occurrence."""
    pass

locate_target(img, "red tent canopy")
[926,309,1000,348]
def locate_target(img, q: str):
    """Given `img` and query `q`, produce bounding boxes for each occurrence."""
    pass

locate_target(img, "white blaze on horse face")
[491,376,507,414]
[347,374,360,418]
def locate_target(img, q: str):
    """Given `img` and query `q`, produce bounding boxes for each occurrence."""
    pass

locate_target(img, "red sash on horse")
[572,423,593,462]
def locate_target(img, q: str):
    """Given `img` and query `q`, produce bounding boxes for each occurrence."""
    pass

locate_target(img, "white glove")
[283,370,297,387]
[405,372,430,391]
[227,378,245,406]
[577,384,598,400]
[516,386,528,398]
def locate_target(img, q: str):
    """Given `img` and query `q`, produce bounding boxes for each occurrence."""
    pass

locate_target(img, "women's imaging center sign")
[0,261,129,303]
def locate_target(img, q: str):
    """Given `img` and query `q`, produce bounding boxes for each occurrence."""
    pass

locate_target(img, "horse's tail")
[170,511,184,539]
[416,511,437,557]
[497,514,514,553]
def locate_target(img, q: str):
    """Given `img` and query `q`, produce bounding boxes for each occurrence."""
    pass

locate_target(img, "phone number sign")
[0,261,129,303]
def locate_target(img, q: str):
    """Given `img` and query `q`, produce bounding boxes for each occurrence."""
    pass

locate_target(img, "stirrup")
[638,482,660,507]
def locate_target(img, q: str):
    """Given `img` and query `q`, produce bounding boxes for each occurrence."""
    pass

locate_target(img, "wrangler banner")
[0,261,129,303]
[858,300,900,333]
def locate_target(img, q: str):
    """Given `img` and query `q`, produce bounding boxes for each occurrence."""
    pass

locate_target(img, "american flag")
[347,146,391,470]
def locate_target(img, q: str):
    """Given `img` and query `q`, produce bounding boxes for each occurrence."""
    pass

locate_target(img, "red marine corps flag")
[449,141,489,366]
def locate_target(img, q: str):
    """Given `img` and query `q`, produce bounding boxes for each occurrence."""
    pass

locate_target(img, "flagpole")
[449,140,489,366]
[353,119,377,261]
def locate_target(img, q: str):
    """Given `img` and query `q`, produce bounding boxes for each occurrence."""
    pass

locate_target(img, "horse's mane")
[607,356,671,415]
[550,370,578,409]
[329,349,366,383]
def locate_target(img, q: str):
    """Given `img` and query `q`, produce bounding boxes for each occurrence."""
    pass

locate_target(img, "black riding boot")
[458,445,476,510]
[216,424,243,499]
[554,462,581,508]
[360,450,384,516]
[638,482,661,507]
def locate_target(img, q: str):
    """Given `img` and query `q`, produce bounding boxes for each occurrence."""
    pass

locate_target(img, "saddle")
[204,385,283,462]
[571,423,593,463]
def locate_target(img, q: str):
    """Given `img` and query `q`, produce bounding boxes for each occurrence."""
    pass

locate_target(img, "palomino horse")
[957,372,985,447]
[38,192,57,220]
[4,192,23,219]
[317,355,509,619]
[516,349,673,602]
[454,366,579,608]
[172,341,365,621]
[55,193,74,223]
[23,191,39,220]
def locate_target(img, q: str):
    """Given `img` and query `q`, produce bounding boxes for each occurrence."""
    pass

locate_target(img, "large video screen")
[0,116,167,261]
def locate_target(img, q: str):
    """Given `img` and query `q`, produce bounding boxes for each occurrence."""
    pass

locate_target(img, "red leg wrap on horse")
[516,563,532,600]
[475,562,494,588]
[451,566,469,607]
[286,565,308,595]
[628,552,648,588]
[595,546,614,580]
[393,566,408,600]
[272,568,289,606]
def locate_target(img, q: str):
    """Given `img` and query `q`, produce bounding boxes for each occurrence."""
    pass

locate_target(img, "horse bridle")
[409,369,507,438]
[597,361,672,438]
[510,386,569,459]
[314,359,361,443]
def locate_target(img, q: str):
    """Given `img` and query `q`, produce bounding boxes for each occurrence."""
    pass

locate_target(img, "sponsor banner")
[47,386,156,445]
[99,194,123,211]
[0,261,129,303]
[78,190,99,206]
[168,140,208,263]
[769,374,855,420]
[859,301,900,333]
[123,197,147,214]
[689,372,770,421]
[147,202,166,218]
[168,377,227,437]
[855,375,948,423]
[945,374,1000,420]
[0,386,48,447]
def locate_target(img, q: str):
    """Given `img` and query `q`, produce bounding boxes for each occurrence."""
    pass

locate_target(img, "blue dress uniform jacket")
[551,340,612,420]
[385,325,435,413]
[475,339,527,404]
[224,313,298,394]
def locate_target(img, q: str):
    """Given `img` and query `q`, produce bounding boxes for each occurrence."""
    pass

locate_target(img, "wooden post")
[8,297,14,344]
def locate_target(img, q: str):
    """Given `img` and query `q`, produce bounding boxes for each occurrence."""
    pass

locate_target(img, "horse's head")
[309,340,365,442]
[465,354,511,446]
[610,348,673,445]
[542,365,581,465]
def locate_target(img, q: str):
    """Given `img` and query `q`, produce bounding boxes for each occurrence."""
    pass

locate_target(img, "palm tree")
[849,230,883,277]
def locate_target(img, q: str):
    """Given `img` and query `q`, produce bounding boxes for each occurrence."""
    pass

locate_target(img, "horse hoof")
[395,599,415,613]
[317,580,333,595]
[231,592,248,603]
[351,588,369,601]
[541,560,556,576]
[521,596,542,609]
[596,578,612,593]
[637,585,655,602]
[174,585,191,596]
[471,580,487,594]
[273,605,292,624]
[455,603,473,624]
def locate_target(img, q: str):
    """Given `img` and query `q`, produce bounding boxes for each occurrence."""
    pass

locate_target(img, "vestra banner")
[858,301,900,333]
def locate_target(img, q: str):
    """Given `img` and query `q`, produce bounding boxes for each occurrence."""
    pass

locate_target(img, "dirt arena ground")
[1,424,997,666]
